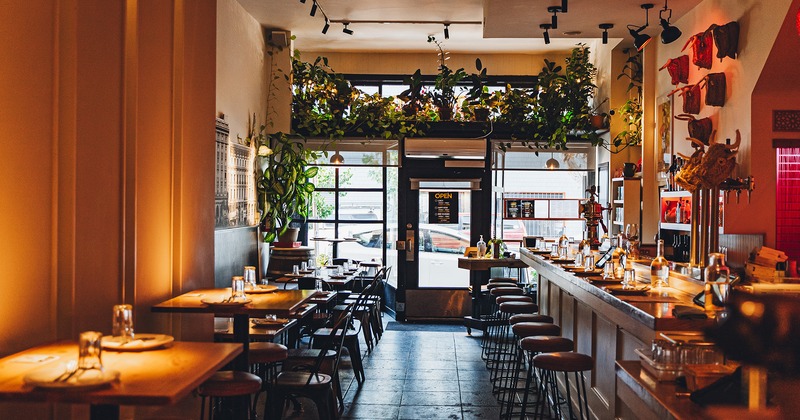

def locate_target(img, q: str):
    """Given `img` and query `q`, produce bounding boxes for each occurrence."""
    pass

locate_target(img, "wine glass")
[625,224,638,241]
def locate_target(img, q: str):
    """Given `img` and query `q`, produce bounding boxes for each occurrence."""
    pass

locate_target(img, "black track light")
[547,6,561,29]
[540,23,551,44]
[628,4,654,51]
[659,1,682,44]
[310,1,317,16]
[342,22,353,35]
[444,23,450,39]
[599,23,613,44]
[561,0,568,13]
[322,19,330,34]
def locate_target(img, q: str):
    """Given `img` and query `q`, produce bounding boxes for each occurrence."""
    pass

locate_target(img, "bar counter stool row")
[479,277,594,420]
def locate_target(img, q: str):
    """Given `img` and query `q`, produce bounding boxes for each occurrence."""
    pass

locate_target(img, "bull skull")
[675,129,740,191]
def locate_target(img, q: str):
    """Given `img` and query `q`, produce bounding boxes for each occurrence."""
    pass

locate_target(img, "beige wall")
[0,2,216,417]
[649,0,795,247]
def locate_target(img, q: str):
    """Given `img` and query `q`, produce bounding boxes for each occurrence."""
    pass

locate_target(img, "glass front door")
[417,189,471,288]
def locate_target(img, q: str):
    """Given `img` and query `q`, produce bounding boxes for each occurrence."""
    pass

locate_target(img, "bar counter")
[520,248,713,419]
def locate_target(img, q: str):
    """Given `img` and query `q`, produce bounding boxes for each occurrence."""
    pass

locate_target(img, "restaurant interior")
[2,0,800,418]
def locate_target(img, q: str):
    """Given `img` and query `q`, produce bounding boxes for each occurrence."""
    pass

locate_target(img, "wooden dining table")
[151,288,314,370]
[0,340,241,420]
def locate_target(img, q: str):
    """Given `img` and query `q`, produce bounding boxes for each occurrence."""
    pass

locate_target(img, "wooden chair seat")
[533,351,593,372]
[198,371,262,397]
[273,371,333,389]
[249,342,288,364]
[511,322,561,338]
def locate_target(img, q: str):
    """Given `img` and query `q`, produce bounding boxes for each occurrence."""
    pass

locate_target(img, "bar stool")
[509,313,553,325]
[496,322,561,415]
[489,301,539,384]
[197,371,262,420]
[249,342,288,413]
[482,287,526,361]
[532,351,593,420]
[516,336,576,420]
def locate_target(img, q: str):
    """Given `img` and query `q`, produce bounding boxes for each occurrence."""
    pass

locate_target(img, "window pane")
[335,222,390,263]
[340,167,383,188]
[355,85,379,95]
[504,151,589,170]
[311,166,336,188]
[338,192,383,217]
[309,191,335,220]
[382,84,406,98]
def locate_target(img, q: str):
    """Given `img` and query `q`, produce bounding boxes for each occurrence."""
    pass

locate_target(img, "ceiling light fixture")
[444,23,450,39]
[561,0,569,13]
[546,153,560,169]
[658,0,682,44]
[310,1,317,16]
[322,19,330,34]
[548,6,562,29]
[330,152,344,164]
[540,23,552,45]
[599,23,614,44]
[342,22,353,35]
[628,3,654,51]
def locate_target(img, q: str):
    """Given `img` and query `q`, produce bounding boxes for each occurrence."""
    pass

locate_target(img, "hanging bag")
[659,55,690,85]
[682,31,714,70]
[699,73,727,107]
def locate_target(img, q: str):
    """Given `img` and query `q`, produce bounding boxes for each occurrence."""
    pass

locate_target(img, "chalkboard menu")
[429,191,458,224]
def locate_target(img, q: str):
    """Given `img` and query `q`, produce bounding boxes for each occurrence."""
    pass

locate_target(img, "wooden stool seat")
[198,371,262,397]
[488,277,517,283]
[487,282,518,290]
[273,371,333,390]
[519,336,574,352]
[495,295,533,305]
[533,351,593,372]
[509,313,552,324]
[249,342,288,364]
[511,322,561,338]
[499,301,538,314]
[490,287,524,296]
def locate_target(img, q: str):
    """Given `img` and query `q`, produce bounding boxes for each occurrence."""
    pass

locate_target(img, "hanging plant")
[610,48,644,151]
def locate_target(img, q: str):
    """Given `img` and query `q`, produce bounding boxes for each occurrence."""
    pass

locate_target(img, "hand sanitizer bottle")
[477,235,487,258]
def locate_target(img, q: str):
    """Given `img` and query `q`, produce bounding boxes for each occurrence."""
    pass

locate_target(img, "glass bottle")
[612,233,627,278]
[650,240,670,288]
[558,230,570,258]
[703,253,730,312]
[577,232,589,255]
[476,235,487,258]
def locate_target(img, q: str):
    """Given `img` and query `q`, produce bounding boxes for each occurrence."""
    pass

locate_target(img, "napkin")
[672,305,708,320]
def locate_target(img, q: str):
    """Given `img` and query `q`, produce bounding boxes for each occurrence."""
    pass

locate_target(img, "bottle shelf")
[660,222,690,232]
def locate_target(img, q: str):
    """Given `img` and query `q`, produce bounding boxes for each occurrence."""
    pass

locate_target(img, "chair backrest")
[308,304,353,385]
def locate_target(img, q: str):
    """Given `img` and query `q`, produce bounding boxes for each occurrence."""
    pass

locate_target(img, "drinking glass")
[623,268,636,288]
[584,254,595,272]
[301,261,308,271]
[574,252,583,267]
[603,261,616,279]
[112,304,135,342]
[243,266,257,289]
[78,331,103,371]
[550,244,559,257]
[292,265,300,275]
[231,276,245,299]
[625,223,639,241]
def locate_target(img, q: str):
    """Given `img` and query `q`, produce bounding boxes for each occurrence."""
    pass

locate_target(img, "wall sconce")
[330,152,344,164]
[600,23,614,44]
[628,3,654,51]
[659,0,682,44]
[540,23,552,44]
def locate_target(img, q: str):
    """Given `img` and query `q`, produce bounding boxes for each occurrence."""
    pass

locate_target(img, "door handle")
[406,230,415,261]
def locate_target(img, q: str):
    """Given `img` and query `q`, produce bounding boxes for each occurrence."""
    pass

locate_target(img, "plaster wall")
[652,0,795,247]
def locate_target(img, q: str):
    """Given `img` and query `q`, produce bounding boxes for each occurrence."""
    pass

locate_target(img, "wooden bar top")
[0,341,241,406]
[458,257,528,271]
[616,360,706,419]
[151,288,315,317]
[521,248,713,331]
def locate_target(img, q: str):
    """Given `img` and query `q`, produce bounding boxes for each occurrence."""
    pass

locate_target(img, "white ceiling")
[237,0,703,54]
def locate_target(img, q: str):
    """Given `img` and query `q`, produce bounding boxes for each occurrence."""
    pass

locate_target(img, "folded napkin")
[672,305,708,320]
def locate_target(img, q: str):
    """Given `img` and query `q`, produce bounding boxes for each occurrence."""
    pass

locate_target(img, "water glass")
[78,331,103,371]
[301,261,308,271]
[574,252,583,267]
[112,304,135,341]
[550,244,559,257]
[292,265,300,275]
[603,261,616,279]
[231,276,245,299]
[623,268,636,288]
[584,254,595,272]
[243,266,257,289]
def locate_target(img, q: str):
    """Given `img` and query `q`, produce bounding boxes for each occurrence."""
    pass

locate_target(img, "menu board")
[429,191,458,224]
[549,199,580,219]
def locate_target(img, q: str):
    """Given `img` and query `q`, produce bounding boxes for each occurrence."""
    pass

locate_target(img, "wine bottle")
[650,240,670,288]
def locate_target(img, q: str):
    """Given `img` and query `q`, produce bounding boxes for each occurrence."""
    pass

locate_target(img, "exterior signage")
[429,191,458,224]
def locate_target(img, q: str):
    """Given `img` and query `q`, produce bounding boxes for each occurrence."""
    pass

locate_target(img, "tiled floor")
[280,326,502,420]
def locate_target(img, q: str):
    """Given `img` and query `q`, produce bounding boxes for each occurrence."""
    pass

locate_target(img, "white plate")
[101,334,174,351]
[246,285,279,294]
[252,318,290,327]
[200,298,252,307]
[24,365,120,389]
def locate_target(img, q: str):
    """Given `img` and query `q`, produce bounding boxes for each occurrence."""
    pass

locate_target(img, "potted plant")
[464,58,493,121]
[398,69,428,118]
[428,36,467,121]
[256,132,321,243]
[610,48,644,150]
[590,97,610,129]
